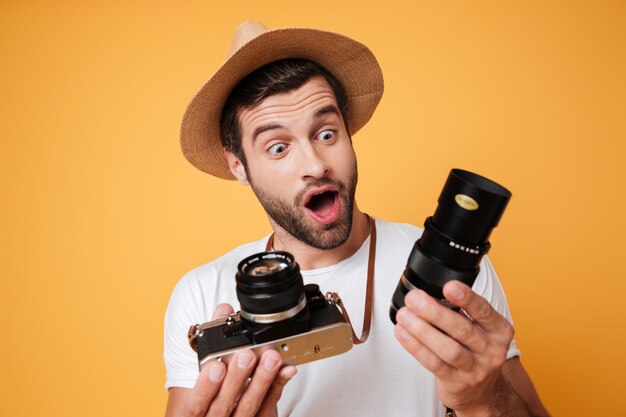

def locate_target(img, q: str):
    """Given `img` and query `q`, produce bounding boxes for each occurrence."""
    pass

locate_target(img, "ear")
[224,149,249,185]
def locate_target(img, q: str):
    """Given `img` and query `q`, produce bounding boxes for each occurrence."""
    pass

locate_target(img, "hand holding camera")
[189,251,355,369]
[394,280,516,414]
[173,302,297,417]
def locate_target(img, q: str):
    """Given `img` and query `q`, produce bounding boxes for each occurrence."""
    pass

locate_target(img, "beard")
[248,168,358,250]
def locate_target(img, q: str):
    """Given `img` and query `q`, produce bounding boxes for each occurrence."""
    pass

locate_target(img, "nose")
[298,141,328,180]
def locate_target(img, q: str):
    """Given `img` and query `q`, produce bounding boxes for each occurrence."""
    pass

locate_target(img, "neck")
[269,205,371,270]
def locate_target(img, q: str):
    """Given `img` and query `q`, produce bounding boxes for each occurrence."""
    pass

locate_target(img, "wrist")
[453,373,529,417]
[453,405,492,417]
[452,374,506,417]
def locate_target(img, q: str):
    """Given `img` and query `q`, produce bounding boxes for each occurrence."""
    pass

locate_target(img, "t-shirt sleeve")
[163,272,204,390]
[472,256,521,360]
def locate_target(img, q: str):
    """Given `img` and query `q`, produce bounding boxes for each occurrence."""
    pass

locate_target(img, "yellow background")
[2,1,624,416]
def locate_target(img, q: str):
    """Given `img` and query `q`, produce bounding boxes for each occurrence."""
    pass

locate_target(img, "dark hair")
[220,59,350,165]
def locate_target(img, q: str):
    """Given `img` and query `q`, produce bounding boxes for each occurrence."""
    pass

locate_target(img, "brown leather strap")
[265,214,377,345]
[345,214,376,344]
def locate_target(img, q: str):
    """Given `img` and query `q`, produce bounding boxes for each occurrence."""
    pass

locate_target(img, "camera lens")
[236,251,307,322]
[390,169,512,323]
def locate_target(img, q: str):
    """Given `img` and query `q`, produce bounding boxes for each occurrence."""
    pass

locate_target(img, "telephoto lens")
[236,251,312,343]
[389,169,512,324]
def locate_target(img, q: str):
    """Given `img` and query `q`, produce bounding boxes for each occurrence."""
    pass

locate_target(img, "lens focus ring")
[406,243,478,289]
[236,251,305,315]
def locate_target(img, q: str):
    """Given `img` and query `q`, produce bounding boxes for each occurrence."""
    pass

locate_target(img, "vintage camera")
[390,169,512,323]
[188,251,353,369]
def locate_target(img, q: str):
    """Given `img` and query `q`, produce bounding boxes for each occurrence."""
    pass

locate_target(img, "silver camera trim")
[239,295,307,324]
[198,320,354,368]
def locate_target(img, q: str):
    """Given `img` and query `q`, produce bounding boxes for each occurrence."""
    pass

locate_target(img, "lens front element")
[237,251,306,318]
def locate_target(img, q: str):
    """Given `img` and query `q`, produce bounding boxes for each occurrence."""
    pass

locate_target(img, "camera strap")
[335,214,376,345]
[265,214,377,345]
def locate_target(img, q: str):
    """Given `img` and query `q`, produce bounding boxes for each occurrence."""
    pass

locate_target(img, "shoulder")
[374,218,424,242]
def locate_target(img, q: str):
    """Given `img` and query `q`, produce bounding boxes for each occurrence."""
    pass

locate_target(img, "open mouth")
[304,190,339,223]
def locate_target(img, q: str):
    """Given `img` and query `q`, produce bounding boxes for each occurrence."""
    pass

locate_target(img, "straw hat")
[180,20,384,179]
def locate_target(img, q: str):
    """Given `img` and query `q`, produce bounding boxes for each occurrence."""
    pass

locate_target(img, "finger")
[404,289,487,353]
[396,306,473,371]
[394,321,453,377]
[183,361,226,417]
[443,281,514,343]
[232,350,283,417]
[207,350,258,417]
[212,303,235,320]
[256,365,298,417]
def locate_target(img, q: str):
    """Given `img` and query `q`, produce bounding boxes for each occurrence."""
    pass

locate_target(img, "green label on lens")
[455,194,479,211]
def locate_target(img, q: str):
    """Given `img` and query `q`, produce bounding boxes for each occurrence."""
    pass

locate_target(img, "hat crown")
[228,20,268,56]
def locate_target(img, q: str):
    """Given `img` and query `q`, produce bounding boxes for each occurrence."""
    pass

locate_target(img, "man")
[164,21,549,417]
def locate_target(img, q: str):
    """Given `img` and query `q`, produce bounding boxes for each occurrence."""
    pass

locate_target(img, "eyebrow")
[313,104,340,119]
[251,104,341,142]
[252,123,283,142]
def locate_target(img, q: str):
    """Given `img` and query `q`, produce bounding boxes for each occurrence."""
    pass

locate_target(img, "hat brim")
[181,27,384,179]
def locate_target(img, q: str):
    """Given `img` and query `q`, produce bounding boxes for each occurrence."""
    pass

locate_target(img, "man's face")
[229,76,358,250]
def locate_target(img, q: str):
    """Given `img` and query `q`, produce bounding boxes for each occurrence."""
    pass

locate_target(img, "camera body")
[188,252,354,368]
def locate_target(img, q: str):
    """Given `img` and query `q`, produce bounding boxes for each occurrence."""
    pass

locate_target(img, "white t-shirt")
[164,220,520,416]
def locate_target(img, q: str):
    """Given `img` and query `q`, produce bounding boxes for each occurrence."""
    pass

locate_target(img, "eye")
[268,143,287,156]
[317,129,336,141]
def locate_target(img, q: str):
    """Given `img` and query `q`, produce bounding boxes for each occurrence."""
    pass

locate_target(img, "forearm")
[454,372,542,417]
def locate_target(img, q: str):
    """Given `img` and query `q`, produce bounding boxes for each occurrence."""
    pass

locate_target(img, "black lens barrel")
[418,217,489,270]
[406,242,479,295]
[433,169,511,244]
[390,169,511,324]
[236,251,305,315]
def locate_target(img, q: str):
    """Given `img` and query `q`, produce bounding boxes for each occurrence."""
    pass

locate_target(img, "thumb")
[213,303,235,319]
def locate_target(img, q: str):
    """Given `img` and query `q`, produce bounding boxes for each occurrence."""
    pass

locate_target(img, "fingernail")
[448,283,465,300]
[237,351,253,369]
[395,308,415,327]
[283,366,297,380]
[407,291,427,310]
[264,354,280,371]
[395,325,412,341]
[208,363,225,382]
